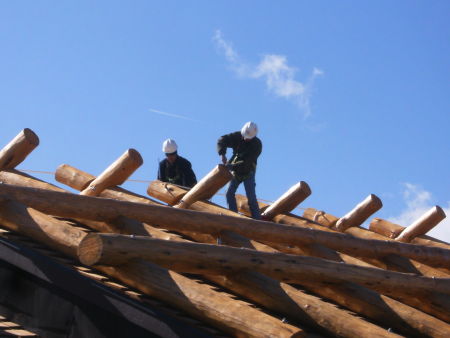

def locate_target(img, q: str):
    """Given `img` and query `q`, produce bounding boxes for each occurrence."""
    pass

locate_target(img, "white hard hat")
[162,139,178,154]
[241,121,258,139]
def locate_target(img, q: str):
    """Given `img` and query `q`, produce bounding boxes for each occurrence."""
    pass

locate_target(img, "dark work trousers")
[226,171,261,219]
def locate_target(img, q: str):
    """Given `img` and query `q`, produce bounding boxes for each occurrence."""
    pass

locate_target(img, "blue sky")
[1,1,449,240]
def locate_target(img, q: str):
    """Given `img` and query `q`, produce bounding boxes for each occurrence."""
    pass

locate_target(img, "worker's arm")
[182,160,197,188]
[217,132,240,164]
[157,160,166,182]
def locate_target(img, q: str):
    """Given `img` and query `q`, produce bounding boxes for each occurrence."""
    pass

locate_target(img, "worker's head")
[162,139,178,163]
[241,121,258,141]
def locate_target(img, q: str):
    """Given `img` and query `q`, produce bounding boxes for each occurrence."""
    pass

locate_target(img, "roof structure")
[0,128,449,337]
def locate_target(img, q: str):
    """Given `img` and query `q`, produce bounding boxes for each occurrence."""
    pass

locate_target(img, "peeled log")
[0,199,85,257]
[5,170,450,335]
[237,195,372,265]
[58,165,394,336]
[78,232,450,296]
[173,165,232,209]
[303,208,339,227]
[0,169,66,192]
[3,183,450,272]
[237,195,436,270]
[63,163,307,336]
[146,180,185,205]
[146,180,442,335]
[205,273,398,338]
[187,229,446,337]
[367,217,450,277]
[261,181,311,220]
[236,195,334,232]
[147,180,243,216]
[0,181,304,337]
[370,218,404,239]
[395,206,447,243]
[334,194,383,231]
[98,262,305,338]
[63,162,450,334]
[370,218,450,248]
[0,129,39,170]
[146,181,275,250]
[239,196,450,322]
[238,194,450,276]
[0,205,303,337]
[80,149,143,196]
[56,164,161,205]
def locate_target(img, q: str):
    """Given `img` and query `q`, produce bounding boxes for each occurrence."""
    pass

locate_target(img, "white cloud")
[252,55,304,97]
[213,30,322,118]
[212,30,248,76]
[388,183,450,243]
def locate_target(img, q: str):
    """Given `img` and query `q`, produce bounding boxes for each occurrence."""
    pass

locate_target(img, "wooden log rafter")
[261,181,311,220]
[237,193,450,322]
[0,129,39,170]
[56,164,399,337]
[395,206,446,243]
[80,149,143,196]
[173,164,232,209]
[0,140,446,336]
[148,180,450,332]
[1,183,450,271]
[77,232,450,296]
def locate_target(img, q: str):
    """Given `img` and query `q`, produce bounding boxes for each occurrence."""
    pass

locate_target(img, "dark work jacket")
[217,131,262,180]
[158,156,197,188]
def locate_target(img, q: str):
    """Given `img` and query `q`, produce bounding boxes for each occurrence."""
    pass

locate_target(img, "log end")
[335,193,383,231]
[78,233,103,266]
[435,205,447,220]
[22,128,40,146]
[299,181,312,197]
[396,205,447,242]
[368,194,383,211]
[127,148,144,167]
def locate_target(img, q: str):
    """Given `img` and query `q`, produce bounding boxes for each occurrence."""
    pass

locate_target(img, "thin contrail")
[149,108,199,122]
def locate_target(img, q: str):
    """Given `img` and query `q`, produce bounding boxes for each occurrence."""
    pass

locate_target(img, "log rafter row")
[25,171,450,334]
[148,179,450,334]
[1,183,450,271]
[0,135,305,337]
[57,164,399,337]
[76,232,450,296]
[370,217,450,249]
[0,193,303,336]
[0,130,446,336]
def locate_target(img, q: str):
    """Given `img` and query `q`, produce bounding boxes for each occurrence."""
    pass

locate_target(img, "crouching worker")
[158,139,197,188]
[217,122,262,219]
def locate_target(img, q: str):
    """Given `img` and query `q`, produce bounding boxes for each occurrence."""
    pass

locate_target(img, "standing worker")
[158,139,197,188]
[217,122,262,219]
